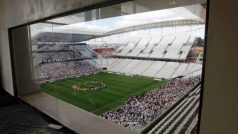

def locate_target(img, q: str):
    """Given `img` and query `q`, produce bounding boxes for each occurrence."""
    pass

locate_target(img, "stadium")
[1,0,238,133]
[29,3,205,134]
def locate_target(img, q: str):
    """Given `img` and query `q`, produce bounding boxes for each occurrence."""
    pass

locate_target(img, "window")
[9,0,207,133]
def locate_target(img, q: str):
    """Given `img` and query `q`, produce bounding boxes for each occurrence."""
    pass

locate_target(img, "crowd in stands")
[38,60,100,82]
[32,42,100,82]
[102,75,201,127]
[35,52,83,63]
[33,43,96,64]
[37,44,71,51]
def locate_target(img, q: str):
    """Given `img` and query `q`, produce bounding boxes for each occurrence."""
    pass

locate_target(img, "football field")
[41,72,165,115]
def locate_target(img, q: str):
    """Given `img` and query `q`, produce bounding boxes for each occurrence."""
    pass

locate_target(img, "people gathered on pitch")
[72,81,106,92]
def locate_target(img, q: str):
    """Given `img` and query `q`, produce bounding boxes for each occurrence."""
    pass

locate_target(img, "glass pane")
[11,0,207,133]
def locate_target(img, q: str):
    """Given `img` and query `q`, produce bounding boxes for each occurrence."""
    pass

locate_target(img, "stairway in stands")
[145,85,201,134]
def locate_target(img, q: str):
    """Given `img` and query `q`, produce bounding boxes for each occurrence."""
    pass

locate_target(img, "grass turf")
[41,72,165,115]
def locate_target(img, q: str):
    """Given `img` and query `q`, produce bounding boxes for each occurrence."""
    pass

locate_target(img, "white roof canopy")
[31,4,205,37]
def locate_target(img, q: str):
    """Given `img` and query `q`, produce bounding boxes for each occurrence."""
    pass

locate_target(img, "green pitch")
[41,72,165,115]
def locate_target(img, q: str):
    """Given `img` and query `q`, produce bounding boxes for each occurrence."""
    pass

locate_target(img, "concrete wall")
[21,92,133,134]
[199,0,238,134]
[10,26,41,95]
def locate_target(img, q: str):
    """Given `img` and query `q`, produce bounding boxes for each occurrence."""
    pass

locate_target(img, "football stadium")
[41,72,165,115]
[2,0,238,134]
[28,2,205,133]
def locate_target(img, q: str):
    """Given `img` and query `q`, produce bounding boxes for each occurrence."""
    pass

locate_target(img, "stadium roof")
[31,4,205,37]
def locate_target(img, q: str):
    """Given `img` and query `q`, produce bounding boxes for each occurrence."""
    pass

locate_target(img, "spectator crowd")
[32,43,100,82]
[33,42,201,129]
[102,75,201,128]
[37,60,100,82]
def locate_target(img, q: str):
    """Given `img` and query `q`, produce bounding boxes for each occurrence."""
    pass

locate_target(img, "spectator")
[102,76,201,128]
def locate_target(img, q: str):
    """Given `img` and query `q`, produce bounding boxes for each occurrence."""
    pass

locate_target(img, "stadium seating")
[142,61,166,77]
[110,59,132,72]
[163,35,190,59]
[33,41,102,82]
[184,63,203,75]
[150,36,175,59]
[130,60,154,75]
[102,76,201,132]
[116,38,140,56]
[73,44,97,58]
[179,35,196,60]
[127,38,151,57]
[155,62,180,79]
[147,86,200,134]
[38,60,100,81]
[36,52,81,63]
[120,60,142,74]
[96,58,115,68]
[171,63,190,78]
[98,58,202,79]
[107,58,123,71]
[138,37,162,58]
[31,14,205,134]
[113,33,199,61]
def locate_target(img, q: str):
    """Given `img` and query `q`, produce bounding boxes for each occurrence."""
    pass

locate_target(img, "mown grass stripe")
[41,72,165,115]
